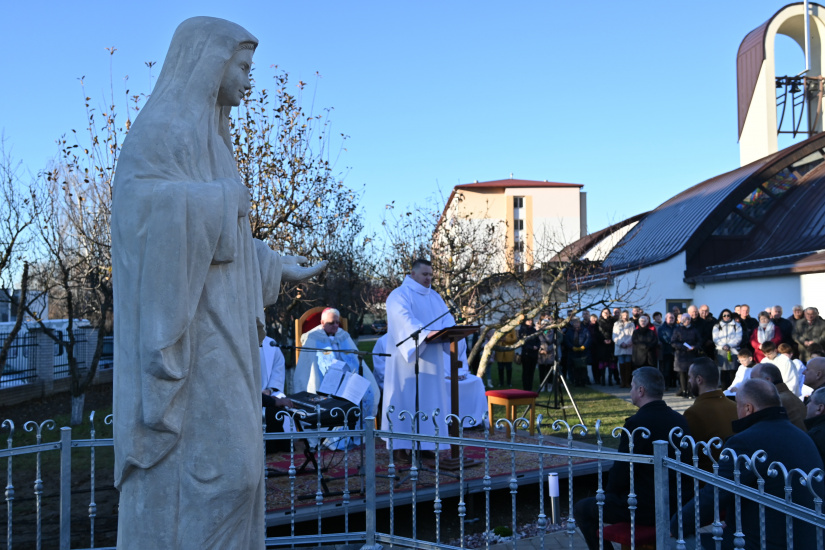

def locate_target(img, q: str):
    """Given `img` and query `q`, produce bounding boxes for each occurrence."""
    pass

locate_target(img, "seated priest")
[294,307,380,417]
[260,336,294,453]
[443,338,488,427]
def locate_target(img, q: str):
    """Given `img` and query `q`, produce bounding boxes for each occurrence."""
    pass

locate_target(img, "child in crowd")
[725,347,755,396]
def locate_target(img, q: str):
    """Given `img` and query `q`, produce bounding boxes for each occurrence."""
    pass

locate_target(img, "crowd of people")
[502,303,825,401]
[565,302,825,549]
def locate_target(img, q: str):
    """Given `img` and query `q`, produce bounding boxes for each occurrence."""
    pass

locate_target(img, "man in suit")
[574,367,691,550]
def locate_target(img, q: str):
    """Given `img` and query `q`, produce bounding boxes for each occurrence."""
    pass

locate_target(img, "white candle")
[548,473,559,497]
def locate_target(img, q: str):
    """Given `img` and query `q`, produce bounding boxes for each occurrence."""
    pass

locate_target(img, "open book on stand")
[317,360,370,404]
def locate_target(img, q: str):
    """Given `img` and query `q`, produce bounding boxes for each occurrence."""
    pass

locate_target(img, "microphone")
[447,298,464,322]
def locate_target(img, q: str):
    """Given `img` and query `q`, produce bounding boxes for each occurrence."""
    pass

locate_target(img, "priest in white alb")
[382,259,455,461]
[293,307,379,417]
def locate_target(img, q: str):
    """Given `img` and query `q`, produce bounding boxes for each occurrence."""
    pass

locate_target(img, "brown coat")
[683,389,738,472]
[778,382,807,432]
[495,330,519,363]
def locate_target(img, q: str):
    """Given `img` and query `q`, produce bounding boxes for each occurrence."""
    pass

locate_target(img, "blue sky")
[0,1,809,234]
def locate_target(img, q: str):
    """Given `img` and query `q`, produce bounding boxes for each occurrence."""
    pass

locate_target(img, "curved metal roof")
[689,159,825,281]
[602,133,825,272]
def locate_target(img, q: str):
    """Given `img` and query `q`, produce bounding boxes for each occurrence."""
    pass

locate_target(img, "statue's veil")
[115,17,258,188]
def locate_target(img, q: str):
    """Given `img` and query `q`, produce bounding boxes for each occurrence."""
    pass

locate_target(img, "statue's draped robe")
[111,17,275,550]
[381,276,453,449]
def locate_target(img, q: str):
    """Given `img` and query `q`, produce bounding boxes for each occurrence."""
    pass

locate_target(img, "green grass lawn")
[357,338,637,449]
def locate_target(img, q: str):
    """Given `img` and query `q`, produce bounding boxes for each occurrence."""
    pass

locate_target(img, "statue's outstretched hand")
[282,255,328,282]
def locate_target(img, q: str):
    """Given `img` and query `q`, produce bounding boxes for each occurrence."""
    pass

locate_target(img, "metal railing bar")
[0,442,61,457]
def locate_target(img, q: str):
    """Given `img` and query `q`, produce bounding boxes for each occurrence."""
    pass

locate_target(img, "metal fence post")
[360,416,382,550]
[60,427,71,550]
[653,440,671,549]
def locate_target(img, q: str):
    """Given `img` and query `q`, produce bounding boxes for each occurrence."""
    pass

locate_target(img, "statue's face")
[218,48,253,107]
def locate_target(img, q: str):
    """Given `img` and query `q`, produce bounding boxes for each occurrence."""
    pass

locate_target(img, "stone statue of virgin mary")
[111,17,326,549]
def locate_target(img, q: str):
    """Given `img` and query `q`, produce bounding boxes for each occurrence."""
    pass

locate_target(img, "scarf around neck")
[757,321,775,343]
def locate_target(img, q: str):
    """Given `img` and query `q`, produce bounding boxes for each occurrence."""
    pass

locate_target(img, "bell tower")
[738,2,825,165]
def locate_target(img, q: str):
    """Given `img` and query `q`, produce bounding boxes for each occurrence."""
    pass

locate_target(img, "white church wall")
[692,275,801,314]
[573,253,693,315]
[801,273,825,310]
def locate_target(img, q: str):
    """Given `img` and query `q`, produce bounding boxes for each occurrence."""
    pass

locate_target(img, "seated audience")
[806,387,825,464]
[672,379,823,549]
[574,367,691,550]
[803,357,825,403]
[750,362,807,431]
[683,357,738,472]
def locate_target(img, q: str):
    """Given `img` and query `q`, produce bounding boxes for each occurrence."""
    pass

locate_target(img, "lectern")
[425,325,481,469]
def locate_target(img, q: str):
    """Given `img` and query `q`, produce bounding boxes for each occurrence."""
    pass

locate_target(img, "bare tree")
[233,68,373,340]
[28,51,131,423]
[0,140,35,376]
[378,193,648,378]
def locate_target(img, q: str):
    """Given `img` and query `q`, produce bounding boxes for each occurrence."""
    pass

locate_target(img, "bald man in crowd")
[672,379,823,548]
[750,362,806,431]
[804,357,825,401]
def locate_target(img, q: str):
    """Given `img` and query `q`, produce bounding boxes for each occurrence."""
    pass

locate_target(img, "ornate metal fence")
[0,332,37,388]
[3,407,825,549]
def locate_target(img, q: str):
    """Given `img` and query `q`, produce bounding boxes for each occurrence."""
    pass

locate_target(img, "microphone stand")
[394,307,458,486]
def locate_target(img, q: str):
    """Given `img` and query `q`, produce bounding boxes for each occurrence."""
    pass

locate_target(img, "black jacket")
[607,400,692,524]
[631,326,658,367]
[806,413,825,466]
[672,407,824,549]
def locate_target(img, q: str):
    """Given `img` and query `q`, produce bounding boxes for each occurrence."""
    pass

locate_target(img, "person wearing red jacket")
[749,311,783,362]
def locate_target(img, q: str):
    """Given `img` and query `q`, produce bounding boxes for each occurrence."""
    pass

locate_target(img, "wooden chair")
[485,389,538,436]
[294,307,348,362]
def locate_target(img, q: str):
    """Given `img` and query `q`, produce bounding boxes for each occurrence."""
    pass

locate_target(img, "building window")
[513,196,524,208]
[514,240,525,252]
[712,150,825,237]
[515,219,524,230]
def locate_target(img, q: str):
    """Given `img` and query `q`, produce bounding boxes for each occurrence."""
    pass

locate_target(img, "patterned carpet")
[265,429,597,513]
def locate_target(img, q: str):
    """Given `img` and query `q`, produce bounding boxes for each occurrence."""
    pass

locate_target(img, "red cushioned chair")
[485,389,539,436]
[602,522,657,550]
